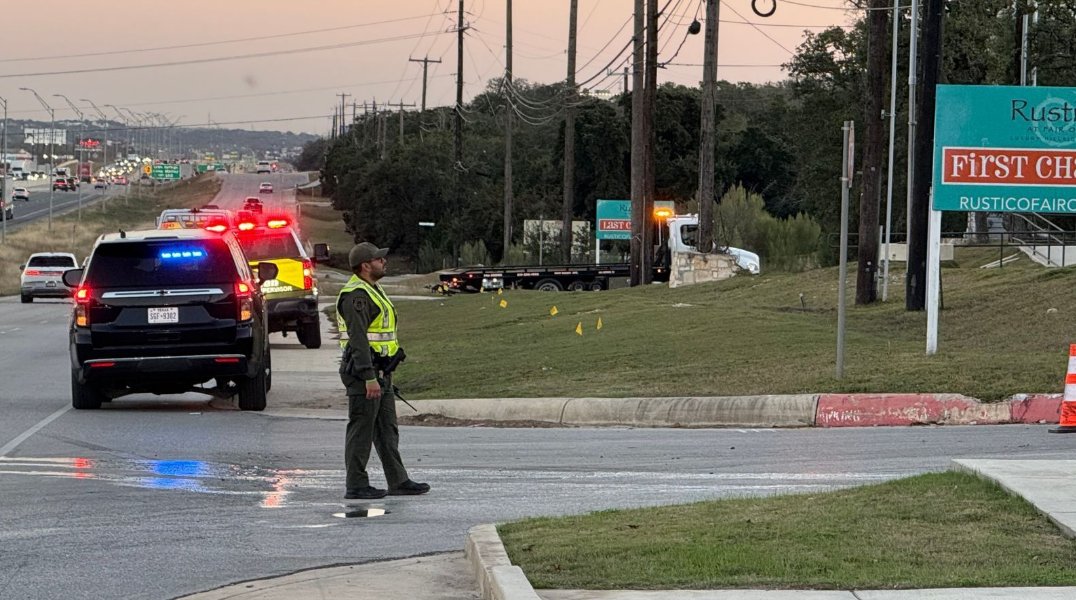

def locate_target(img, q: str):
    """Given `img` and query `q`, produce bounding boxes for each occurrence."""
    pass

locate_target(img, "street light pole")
[0,96,7,244]
[20,87,55,230]
[81,98,110,173]
[55,94,85,220]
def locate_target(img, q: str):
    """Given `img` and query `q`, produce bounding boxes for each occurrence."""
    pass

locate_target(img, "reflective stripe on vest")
[335,275,399,356]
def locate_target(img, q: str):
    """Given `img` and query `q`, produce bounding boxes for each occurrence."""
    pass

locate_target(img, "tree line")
[305,1,1076,279]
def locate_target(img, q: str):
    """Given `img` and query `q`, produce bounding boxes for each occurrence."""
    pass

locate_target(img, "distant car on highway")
[112,175,128,185]
[93,180,107,189]
[52,178,69,191]
[12,187,29,201]
[256,160,271,174]
[243,197,264,213]
[20,252,78,303]
[258,182,273,194]
[1,198,12,221]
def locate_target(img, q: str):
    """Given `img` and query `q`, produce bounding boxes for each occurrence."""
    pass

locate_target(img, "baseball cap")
[348,242,389,268]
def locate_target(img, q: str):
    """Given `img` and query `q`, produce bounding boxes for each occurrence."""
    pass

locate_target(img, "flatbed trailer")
[438,263,670,292]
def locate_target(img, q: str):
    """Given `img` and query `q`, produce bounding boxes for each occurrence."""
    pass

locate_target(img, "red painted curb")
[1010,394,1062,424]
[816,393,1011,427]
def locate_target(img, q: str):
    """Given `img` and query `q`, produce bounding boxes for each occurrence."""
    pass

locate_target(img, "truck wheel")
[297,318,322,349]
[237,365,268,411]
[535,279,563,292]
[589,281,604,291]
[71,371,104,410]
[567,280,586,292]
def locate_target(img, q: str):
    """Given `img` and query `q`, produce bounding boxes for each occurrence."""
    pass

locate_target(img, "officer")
[336,242,430,499]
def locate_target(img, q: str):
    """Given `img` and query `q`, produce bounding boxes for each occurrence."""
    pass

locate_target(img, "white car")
[256,160,271,174]
[259,182,273,194]
[19,252,78,303]
[12,187,29,201]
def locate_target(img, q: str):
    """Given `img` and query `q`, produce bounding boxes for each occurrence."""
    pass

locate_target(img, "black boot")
[388,480,430,495]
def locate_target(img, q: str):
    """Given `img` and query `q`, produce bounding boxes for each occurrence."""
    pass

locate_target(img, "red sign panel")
[942,147,1076,186]
[598,219,631,231]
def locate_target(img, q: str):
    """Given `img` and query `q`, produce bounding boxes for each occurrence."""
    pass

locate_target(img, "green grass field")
[393,247,1074,401]
[499,471,1076,590]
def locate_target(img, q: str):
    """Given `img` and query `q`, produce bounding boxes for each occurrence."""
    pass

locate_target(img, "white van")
[256,160,271,174]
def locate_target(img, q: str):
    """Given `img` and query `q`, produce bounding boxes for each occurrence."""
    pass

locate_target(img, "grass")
[498,471,1076,590]
[298,198,352,258]
[0,177,222,296]
[393,247,1076,400]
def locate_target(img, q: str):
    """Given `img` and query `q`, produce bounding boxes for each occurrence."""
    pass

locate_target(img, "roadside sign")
[933,84,1076,214]
[196,164,208,173]
[142,164,152,175]
[151,164,181,180]
[595,199,675,240]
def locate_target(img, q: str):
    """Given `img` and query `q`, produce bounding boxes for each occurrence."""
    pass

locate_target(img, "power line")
[0,13,446,64]
[0,32,446,79]
[723,1,794,54]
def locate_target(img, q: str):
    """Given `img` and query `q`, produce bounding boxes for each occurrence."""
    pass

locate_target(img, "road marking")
[0,405,72,458]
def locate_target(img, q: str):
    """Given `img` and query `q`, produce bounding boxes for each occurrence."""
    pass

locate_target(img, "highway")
[4,176,1076,599]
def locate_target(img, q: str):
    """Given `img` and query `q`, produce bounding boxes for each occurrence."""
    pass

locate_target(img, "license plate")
[45,281,56,288]
[148,307,178,324]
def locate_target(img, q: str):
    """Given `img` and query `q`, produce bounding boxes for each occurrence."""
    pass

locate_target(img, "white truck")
[438,214,760,292]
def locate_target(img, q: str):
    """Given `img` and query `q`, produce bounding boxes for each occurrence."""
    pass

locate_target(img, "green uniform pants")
[343,372,410,490]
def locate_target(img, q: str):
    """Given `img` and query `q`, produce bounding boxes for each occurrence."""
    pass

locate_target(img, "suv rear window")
[87,240,237,287]
[238,232,300,261]
[28,255,77,268]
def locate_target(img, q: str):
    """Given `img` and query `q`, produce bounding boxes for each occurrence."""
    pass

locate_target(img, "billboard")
[933,84,1076,214]
[23,127,67,146]
[595,199,676,240]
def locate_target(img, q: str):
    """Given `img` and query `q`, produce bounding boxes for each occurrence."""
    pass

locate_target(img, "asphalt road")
[4,176,1076,599]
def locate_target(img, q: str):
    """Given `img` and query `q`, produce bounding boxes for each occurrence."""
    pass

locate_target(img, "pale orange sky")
[0,1,861,134]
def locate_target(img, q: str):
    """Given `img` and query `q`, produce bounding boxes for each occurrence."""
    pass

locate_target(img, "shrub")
[715,184,822,272]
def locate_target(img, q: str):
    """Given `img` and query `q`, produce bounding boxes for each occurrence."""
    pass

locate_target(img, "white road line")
[0,405,72,458]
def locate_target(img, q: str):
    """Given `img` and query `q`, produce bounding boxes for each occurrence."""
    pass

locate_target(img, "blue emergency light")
[159,248,206,260]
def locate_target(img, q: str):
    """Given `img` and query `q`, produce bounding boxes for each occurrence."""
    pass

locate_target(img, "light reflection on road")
[0,456,325,508]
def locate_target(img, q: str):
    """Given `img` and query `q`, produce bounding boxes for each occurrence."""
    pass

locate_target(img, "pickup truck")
[438,214,760,292]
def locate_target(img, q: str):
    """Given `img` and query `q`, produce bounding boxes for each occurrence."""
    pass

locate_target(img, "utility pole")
[409,56,443,114]
[855,0,889,305]
[881,1,900,301]
[907,0,944,311]
[503,0,514,258]
[642,0,658,283]
[561,0,578,262]
[337,93,351,137]
[630,0,646,286]
[395,101,415,141]
[905,0,919,271]
[454,0,466,261]
[697,0,719,254]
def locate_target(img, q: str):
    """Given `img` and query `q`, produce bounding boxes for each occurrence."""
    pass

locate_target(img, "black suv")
[63,229,278,411]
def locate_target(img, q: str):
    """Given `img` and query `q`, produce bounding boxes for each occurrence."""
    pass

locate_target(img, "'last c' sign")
[933,84,1076,214]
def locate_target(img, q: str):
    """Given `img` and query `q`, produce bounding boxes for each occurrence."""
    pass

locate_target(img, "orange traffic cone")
[1050,344,1076,433]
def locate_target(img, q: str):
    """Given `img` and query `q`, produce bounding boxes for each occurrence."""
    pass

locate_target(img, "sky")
[0,0,862,135]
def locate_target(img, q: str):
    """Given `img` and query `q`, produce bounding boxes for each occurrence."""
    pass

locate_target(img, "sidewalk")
[180,460,1076,600]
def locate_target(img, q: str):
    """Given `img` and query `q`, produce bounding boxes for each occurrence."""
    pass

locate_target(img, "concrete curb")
[466,524,542,600]
[404,394,1060,429]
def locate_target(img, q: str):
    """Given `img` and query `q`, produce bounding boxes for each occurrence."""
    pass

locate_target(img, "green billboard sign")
[595,199,675,240]
[933,84,1076,214]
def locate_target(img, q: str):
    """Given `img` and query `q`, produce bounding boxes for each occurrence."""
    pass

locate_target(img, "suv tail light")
[75,285,92,327]
[302,260,313,290]
[24,269,43,276]
[235,281,253,321]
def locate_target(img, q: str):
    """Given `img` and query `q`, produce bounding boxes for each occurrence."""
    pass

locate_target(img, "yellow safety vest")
[336,275,399,356]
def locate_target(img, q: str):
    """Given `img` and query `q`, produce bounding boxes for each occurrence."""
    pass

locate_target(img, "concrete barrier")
[816,393,1011,427]
[559,395,818,428]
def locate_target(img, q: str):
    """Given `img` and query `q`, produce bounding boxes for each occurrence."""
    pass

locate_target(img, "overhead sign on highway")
[151,164,181,180]
[933,84,1076,214]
